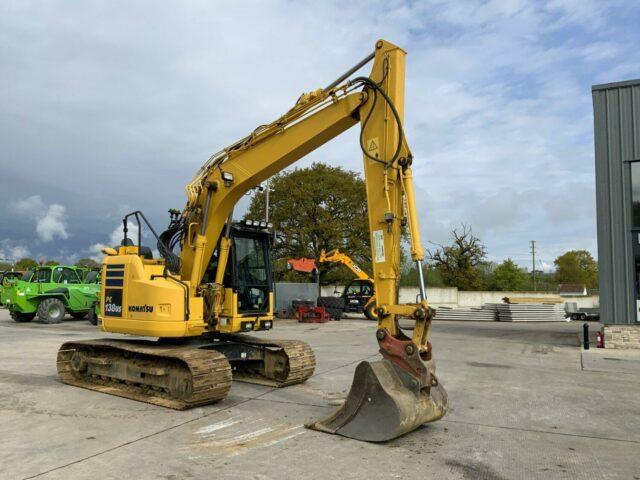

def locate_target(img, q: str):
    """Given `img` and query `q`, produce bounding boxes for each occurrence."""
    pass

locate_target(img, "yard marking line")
[442,419,640,445]
[261,426,305,448]
[220,426,274,445]
[22,388,278,480]
[196,418,241,436]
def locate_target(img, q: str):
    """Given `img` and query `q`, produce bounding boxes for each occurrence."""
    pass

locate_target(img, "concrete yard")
[1,311,639,480]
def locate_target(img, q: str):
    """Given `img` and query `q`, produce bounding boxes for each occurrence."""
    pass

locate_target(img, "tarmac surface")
[1,310,639,480]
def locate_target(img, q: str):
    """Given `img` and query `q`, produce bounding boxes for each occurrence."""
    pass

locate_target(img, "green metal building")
[593,78,640,346]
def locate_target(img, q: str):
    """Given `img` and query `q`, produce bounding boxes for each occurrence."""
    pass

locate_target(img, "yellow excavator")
[318,248,377,320]
[57,39,447,442]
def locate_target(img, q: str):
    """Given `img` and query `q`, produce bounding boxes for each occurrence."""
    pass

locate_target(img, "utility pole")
[530,240,536,291]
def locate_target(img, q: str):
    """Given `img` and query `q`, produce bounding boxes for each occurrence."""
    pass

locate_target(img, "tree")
[246,163,369,283]
[75,258,100,269]
[0,261,11,271]
[427,225,488,291]
[15,258,38,270]
[489,259,527,291]
[44,260,60,266]
[400,262,445,287]
[554,250,598,289]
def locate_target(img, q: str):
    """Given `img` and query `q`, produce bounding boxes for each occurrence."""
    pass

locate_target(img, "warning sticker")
[367,137,379,158]
[373,229,385,263]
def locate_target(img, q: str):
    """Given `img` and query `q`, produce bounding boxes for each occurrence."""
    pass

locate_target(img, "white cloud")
[86,223,140,262]
[0,240,30,262]
[108,222,139,247]
[13,195,45,216]
[538,260,554,273]
[87,243,106,263]
[37,204,69,242]
[10,195,69,242]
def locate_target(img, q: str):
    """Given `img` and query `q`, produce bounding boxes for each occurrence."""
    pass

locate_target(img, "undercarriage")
[57,335,316,409]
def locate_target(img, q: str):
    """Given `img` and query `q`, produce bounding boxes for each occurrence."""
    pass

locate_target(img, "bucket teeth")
[307,359,447,442]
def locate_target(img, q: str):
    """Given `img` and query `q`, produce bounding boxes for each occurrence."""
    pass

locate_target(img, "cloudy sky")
[1,0,639,270]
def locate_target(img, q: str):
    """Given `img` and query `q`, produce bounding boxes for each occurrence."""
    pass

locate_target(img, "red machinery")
[297,305,329,323]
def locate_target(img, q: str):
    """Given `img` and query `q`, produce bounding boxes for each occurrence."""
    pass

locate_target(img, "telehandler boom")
[57,39,447,442]
[319,249,372,282]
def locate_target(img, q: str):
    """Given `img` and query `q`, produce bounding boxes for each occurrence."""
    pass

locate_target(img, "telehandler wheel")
[10,311,36,323]
[37,298,66,324]
[70,312,87,320]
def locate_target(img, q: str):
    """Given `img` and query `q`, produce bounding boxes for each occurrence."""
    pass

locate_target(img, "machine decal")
[367,137,379,158]
[373,229,385,263]
[128,305,154,313]
[104,289,123,317]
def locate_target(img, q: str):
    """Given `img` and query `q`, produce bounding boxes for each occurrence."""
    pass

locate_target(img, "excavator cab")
[204,220,275,318]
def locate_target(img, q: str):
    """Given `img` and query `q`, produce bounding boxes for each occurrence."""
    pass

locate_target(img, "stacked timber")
[434,304,498,321]
[502,296,564,304]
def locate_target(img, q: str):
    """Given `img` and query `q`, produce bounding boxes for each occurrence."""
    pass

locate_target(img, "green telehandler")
[4,265,100,324]
[0,270,24,306]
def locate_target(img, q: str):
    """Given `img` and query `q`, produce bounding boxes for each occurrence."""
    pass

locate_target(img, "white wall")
[320,285,599,309]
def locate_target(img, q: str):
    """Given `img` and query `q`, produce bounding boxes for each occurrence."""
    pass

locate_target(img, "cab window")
[234,236,269,313]
[36,269,51,283]
[361,284,374,296]
[346,283,361,295]
[84,271,99,283]
[21,270,34,281]
[53,267,81,284]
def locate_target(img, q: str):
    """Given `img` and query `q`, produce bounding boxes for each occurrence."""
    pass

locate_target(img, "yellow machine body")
[99,246,274,337]
[99,250,204,337]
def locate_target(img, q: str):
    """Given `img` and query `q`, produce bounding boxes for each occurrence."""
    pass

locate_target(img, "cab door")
[53,267,87,307]
[342,280,365,313]
[34,268,52,294]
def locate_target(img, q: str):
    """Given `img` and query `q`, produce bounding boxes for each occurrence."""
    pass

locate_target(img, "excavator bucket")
[307,359,447,442]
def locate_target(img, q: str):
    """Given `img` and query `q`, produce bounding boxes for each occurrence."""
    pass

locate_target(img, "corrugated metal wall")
[274,282,319,313]
[593,79,640,325]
